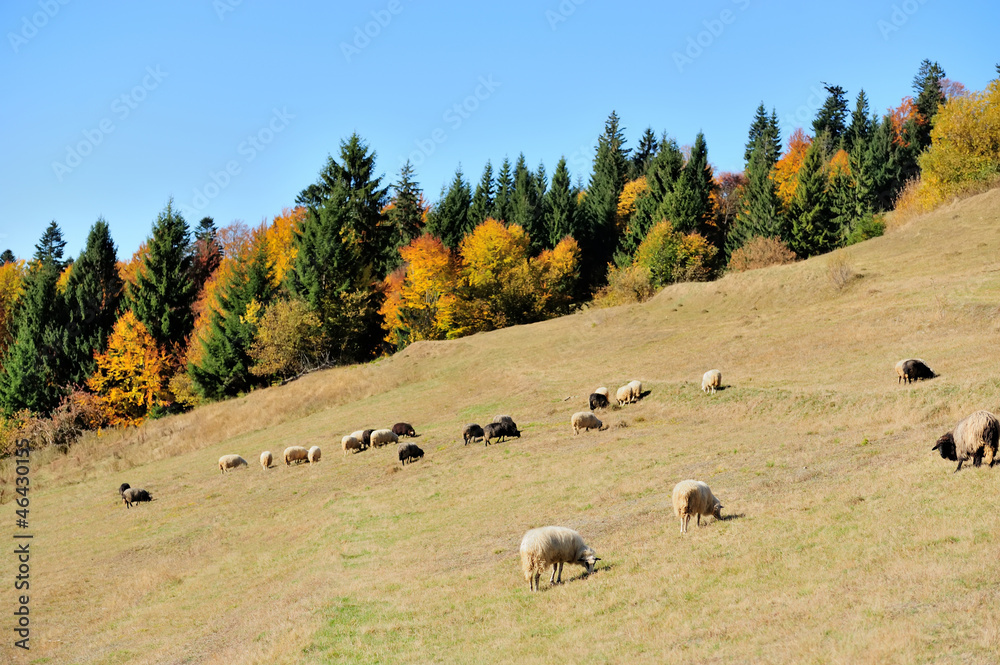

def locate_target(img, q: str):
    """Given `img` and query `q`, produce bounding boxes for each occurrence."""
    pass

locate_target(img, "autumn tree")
[86,310,166,427]
[0,260,26,358]
[771,129,813,209]
[633,222,717,286]
[188,217,223,292]
[425,168,472,249]
[709,171,746,252]
[248,298,328,380]
[380,234,458,348]
[265,207,306,286]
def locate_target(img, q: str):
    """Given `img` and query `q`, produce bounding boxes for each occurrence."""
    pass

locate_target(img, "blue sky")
[1,0,997,261]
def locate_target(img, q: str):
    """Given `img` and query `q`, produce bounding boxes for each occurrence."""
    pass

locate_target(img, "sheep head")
[712,500,723,520]
[932,433,958,461]
[577,548,600,574]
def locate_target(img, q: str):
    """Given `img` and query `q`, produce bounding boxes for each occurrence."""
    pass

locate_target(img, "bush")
[728,236,797,273]
[826,252,857,290]
[633,222,717,287]
[844,213,886,246]
[592,264,655,308]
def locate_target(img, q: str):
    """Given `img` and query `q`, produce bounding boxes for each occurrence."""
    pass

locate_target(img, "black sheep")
[392,422,417,437]
[118,483,131,497]
[399,443,424,466]
[122,488,152,509]
[463,424,485,445]
[361,429,374,448]
[900,359,935,384]
[483,422,508,446]
[589,393,610,410]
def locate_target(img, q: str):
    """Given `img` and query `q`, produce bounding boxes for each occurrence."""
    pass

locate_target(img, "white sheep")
[932,410,1000,472]
[369,429,399,448]
[342,435,363,455]
[308,445,322,464]
[672,480,723,534]
[218,454,248,473]
[571,411,604,434]
[260,451,273,470]
[616,384,632,406]
[627,380,642,402]
[702,369,722,394]
[283,446,309,465]
[594,387,609,398]
[519,526,600,592]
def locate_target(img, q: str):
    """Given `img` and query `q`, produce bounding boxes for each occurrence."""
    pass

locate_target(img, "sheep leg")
[973,451,984,467]
[697,514,702,527]
[955,459,964,473]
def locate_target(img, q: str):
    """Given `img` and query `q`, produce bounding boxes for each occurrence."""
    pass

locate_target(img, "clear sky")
[1,0,997,261]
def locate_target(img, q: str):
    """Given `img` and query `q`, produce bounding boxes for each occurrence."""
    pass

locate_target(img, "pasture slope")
[4,190,1000,664]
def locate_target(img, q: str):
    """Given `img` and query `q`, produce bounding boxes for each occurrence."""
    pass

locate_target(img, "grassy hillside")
[5,190,1000,664]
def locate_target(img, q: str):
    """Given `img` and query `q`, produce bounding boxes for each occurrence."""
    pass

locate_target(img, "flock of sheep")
[116,355,998,592]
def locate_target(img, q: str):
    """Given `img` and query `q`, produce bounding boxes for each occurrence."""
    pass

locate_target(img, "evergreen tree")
[669,132,715,235]
[127,200,196,349]
[189,217,223,292]
[1,250,15,265]
[534,162,552,249]
[425,169,471,249]
[728,132,784,257]
[828,169,856,243]
[189,240,274,400]
[511,154,544,252]
[580,111,630,287]
[625,138,685,259]
[766,110,783,166]
[0,258,66,415]
[34,221,67,267]
[812,84,849,155]
[468,161,494,226]
[62,218,123,385]
[389,160,425,253]
[845,90,874,155]
[788,141,835,257]
[630,127,659,178]
[745,103,770,163]
[544,157,577,248]
[492,157,514,223]
[912,59,946,151]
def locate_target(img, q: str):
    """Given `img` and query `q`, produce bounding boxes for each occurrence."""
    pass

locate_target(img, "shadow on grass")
[719,513,745,522]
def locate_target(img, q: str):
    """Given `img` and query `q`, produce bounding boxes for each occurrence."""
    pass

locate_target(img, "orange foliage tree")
[889,97,920,146]
[117,242,148,288]
[265,207,306,286]
[771,129,812,209]
[86,310,167,426]
[828,149,851,179]
[380,234,458,348]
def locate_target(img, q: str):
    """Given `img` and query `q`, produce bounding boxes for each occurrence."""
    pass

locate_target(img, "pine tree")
[813,84,849,155]
[1,250,15,265]
[127,200,196,349]
[534,161,549,242]
[669,132,715,235]
[728,133,784,257]
[580,111,630,287]
[62,218,123,385]
[511,154,544,252]
[425,169,471,249]
[468,161,494,226]
[912,59,946,151]
[544,157,577,248]
[189,217,222,292]
[492,158,513,223]
[189,240,274,400]
[34,221,67,267]
[630,127,659,178]
[389,160,425,253]
[788,141,835,258]
[845,90,874,155]
[745,103,770,163]
[625,138,685,259]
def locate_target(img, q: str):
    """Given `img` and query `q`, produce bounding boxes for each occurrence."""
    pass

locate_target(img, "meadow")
[3,189,1000,664]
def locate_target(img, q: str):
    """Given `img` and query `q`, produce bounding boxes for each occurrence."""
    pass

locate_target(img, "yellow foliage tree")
[117,242,148,287]
[265,207,306,286]
[828,149,851,179]
[0,259,26,356]
[771,128,812,209]
[380,234,458,348]
[633,222,716,286]
[534,236,581,313]
[616,177,648,230]
[86,310,167,427]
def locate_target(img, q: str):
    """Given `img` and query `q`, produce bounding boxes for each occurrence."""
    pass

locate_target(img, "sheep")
[219,454,248,473]
[392,422,417,437]
[492,415,521,440]
[589,392,610,410]
[283,446,309,465]
[361,429,374,448]
[260,451,273,470]
[308,446,322,464]
[702,369,722,394]
[672,480,723,534]
[627,380,643,402]
[369,429,399,448]
[571,411,604,434]
[463,423,485,445]
[342,435,363,455]
[519,526,600,592]
[493,415,515,426]
[897,358,935,384]
[594,387,609,398]
[616,384,632,406]
[118,482,130,496]
[932,410,1000,472]
[398,442,424,465]
[482,422,507,446]
[122,487,152,509]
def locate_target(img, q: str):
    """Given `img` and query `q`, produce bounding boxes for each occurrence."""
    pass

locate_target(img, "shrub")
[633,222,717,287]
[728,236,797,273]
[826,252,857,290]
[592,264,655,308]
[844,213,886,246]
[248,298,329,381]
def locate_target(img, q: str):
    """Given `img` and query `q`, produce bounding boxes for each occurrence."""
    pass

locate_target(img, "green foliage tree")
[812,84,849,155]
[845,90,874,155]
[189,217,222,292]
[426,169,471,250]
[788,141,836,257]
[468,161,494,226]
[0,250,14,265]
[492,157,514,223]
[912,59,946,151]
[511,154,545,253]
[580,110,630,288]
[745,104,781,165]
[669,132,715,235]
[544,157,577,248]
[630,127,659,179]
[389,160,425,256]
[34,221,67,268]
[728,132,784,257]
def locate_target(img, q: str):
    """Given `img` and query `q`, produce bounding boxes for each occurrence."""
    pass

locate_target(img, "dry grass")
[5,189,1000,663]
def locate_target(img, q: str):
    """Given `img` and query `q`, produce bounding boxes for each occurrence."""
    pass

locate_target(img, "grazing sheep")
[361,429,374,448]
[493,415,514,426]
[283,446,309,465]
[121,487,152,509]
[897,358,935,384]
[932,410,1000,472]
[398,442,424,465]
[589,392,609,410]
[483,422,508,446]
[499,419,521,440]
[308,446,322,464]
[702,369,722,394]
[628,380,643,402]
[463,423,485,445]
[219,454,248,473]
[260,451,273,470]
[519,526,600,592]
[616,384,632,406]
[349,430,367,447]
[571,411,604,434]
[342,435,363,455]
[369,429,399,448]
[392,422,417,437]
[672,480,723,534]
[594,387,609,398]
[118,483,130,496]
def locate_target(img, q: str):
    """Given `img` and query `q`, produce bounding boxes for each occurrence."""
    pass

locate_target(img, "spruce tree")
[189,240,274,400]
[912,59,946,151]
[580,111,630,287]
[425,169,471,249]
[845,90,874,154]
[127,200,196,349]
[812,84,849,155]
[745,103,770,163]
[389,160,425,253]
[189,217,222,292]
[669,132,715,235]
[468,161,494,226]
[625,138,685,259]
[62,218,123,385]
[1,250,15,265]
[544,157,577,248]
[492,158,513,223]
[34,221,67,267]
[630,127,659,178]
[728,132,784,258]
[511,154,544,252]
[788,141,836,258]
